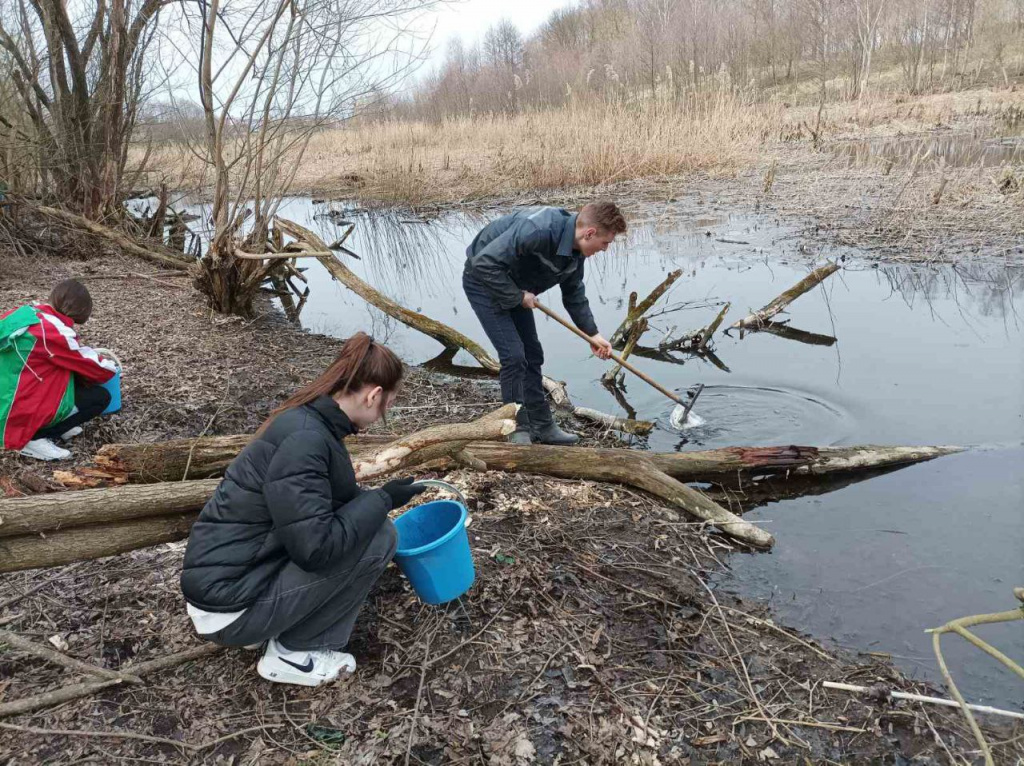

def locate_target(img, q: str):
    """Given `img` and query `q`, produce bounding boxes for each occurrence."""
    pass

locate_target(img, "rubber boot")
[508,429,533,445]
[531,422,580,446]
[508,405,533,445]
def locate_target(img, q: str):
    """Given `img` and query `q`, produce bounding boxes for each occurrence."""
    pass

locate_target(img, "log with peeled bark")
[80,439,960,487]
[5,441,958,572]
[729,263,840,331]
[5,459,770,573]
[0,409,516,573]
[542,377,653,436]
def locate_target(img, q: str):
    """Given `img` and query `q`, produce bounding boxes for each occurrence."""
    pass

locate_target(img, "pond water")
[176,196,1024,708]
[832,132,1024,169]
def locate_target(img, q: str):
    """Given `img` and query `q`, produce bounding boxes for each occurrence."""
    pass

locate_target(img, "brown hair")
[256,332,403,435]
[49,279,93,324]
[579,201,627,235]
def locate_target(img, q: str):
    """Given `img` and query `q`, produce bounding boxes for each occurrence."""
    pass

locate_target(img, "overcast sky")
[418,0,573,66]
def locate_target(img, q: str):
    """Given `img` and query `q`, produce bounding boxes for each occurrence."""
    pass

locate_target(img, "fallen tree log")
[276,218,501,374]
[0,443,961,572]
[81,439,960,487]
[0,481,218,537]
[34,205,193,271]
[0,407,515,571]
[729,263,840,331]
[543,377,653,436]
[0,514,197,573]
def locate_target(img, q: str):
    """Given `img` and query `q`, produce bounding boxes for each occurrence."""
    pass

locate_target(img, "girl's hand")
[381,477,427,509]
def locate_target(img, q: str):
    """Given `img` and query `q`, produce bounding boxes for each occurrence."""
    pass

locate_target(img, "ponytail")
[256,332,403,436]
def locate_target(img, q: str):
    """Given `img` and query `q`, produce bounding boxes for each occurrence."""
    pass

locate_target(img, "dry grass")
[141,92,782,206]
[784,86,1024,141]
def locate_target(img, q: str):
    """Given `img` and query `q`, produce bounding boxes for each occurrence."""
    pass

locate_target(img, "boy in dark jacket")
[463,201,627,445]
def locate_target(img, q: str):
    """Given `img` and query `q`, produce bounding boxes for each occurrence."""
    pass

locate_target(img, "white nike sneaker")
[19,438,72,461]
[61,426,84,441]
[257,638,356,687]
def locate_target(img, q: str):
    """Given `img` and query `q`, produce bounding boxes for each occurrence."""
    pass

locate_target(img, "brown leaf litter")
[1,244,1020,764]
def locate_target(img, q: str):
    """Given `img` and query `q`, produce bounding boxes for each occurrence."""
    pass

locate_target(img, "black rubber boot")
[531,422,580,446]
[508,430,533,445]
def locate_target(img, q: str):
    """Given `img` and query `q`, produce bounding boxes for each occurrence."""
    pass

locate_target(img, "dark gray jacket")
[463,207,598,336]
[180,396,391,612]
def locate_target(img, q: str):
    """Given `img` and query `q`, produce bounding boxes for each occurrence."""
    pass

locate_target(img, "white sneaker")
[61,426,84,441]
[19,438,72,461]
[257,638,356,687]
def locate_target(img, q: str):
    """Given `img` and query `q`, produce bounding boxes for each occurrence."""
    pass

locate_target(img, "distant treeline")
[394,0,1024,119]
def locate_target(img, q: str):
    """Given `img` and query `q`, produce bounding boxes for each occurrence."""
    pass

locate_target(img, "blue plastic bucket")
[393,498,475,605]
[100,369,122,415]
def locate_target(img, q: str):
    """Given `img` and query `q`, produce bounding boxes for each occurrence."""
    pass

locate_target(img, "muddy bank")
[0,244,1019,762]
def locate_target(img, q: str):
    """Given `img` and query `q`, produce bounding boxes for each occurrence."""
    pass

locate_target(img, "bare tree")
[0,0,166,216]
[852,0,888,98]
[483,19,523,113]
[173,0,437,315]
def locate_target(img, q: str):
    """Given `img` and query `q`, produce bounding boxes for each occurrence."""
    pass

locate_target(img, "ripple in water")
[652,385,854,451]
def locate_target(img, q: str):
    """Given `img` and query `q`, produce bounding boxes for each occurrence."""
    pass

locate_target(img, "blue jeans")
[463,274,553,431]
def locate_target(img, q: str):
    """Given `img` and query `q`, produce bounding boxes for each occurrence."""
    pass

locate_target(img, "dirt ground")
[0,217,1021,762]
[2,237,1021,764]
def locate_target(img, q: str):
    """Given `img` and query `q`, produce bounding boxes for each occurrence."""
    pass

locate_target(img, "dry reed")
[140,92,782,206]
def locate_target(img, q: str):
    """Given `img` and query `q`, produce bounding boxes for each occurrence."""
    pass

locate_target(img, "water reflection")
[833,134,1024,169]
[872,261,1023,325]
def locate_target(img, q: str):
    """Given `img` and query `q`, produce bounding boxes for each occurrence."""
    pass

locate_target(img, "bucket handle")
[412,480,472,529]
[93,347,122,372]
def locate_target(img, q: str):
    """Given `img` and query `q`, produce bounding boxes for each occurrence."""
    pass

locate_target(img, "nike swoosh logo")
[280,655,314,673]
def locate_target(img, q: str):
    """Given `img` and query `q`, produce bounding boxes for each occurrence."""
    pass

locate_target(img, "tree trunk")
[7,439,961,572]
[0,481,219,537]
[5,440,963,573]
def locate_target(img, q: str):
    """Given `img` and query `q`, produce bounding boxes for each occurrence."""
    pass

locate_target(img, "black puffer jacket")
[180,396,391,612]
[463,206,598,336]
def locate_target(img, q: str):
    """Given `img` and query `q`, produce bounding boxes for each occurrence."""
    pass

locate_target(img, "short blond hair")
[579,201,627,234]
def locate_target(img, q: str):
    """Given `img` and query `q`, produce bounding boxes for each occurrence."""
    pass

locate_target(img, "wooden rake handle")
[534,300,686,407]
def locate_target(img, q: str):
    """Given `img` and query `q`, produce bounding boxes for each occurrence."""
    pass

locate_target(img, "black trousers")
[207,520,397,652]
[34,382,111,440]
[463,274,553,431]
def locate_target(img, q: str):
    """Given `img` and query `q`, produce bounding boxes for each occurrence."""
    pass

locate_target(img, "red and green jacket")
[0,303,116,450]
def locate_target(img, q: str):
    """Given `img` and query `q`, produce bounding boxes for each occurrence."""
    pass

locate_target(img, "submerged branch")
[729,263,840,331]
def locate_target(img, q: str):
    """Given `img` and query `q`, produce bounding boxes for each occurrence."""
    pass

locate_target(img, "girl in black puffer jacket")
[181,333,426,687]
